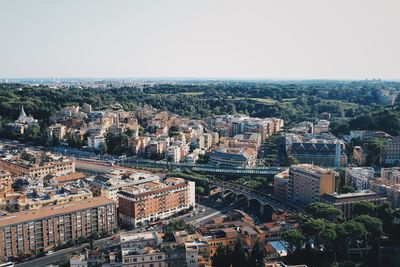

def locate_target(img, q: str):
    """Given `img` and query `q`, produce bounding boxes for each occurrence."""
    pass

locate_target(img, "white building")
[346,167,375,190]
[87,134,106,150]
[166,145,181,163]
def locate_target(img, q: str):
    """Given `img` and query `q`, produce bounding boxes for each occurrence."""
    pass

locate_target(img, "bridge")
[191,165,285,175]
[209,180,288,216]
[127,159,286,176]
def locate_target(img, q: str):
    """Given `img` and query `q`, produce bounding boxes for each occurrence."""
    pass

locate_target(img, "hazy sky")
[1,0,399,79]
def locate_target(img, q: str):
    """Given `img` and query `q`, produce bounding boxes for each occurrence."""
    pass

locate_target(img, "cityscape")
[1,1,400,267]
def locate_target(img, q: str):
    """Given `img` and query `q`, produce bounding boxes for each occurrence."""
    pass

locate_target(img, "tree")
[320,227,337,249]
[282,230,305,252]
[342,220,367,244]
[353,201,376,217]
[248,241,264,267]
[211,246,229,267]
[23,124,41,143]
[339,186,355,194]
[376,201,393,231]
[195,186,204,195]
[231,240,247,267]
[99,142,108,155]
[306,202,343,223]
[353,215,382,237]
[58,254,70,267]
[302,219,326,238]
[163,219,187,240]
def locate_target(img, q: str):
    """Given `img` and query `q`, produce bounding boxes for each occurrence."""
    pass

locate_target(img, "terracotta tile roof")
[54,172,86,183]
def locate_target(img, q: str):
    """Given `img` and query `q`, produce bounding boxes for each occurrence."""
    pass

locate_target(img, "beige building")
[288,164,336,205]
[0,197,116,261]
[46,124,67,141]
[0,152,75,178]
[90,170,160,202]
[381,167,400,183]
[120,232,166,267]
[369,178,400,208]
[14,188,93,212]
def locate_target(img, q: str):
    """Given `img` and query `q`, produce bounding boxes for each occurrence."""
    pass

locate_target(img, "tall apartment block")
[0,197,116,261]
[381,136,400,165]
[118,178,195,227]
[288,164,336,205]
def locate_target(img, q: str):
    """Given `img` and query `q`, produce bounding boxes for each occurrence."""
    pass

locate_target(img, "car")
[46,251,54,256]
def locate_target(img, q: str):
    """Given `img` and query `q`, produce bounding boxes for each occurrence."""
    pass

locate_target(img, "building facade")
[320,191,386,220]
[288,164,336,205]
[345,167,375,190]
[381,136,400,165]
[118,178,195,227]
[0,197,116,261]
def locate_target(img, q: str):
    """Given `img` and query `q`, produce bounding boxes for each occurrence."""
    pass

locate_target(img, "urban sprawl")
[0,81,400,267]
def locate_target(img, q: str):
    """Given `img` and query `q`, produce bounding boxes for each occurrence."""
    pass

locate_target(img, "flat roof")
[120,231,158,243]
[0,196,115,228]
[324,190,377,199]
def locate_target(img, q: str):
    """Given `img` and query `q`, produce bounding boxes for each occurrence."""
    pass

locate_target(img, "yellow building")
[288,164,336,205]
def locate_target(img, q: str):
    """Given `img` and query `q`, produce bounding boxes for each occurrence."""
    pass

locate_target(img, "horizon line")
[1,76,399,82]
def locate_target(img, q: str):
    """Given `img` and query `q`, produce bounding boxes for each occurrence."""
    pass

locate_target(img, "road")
[1,139,289,266]
[14,202,235,267]
[15,236,117,267]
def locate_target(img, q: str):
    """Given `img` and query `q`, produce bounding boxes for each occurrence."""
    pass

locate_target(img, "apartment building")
[120,232,165,267]
[209,147,257,167]
[46,124,67,141]
[313,120,330,134]
[345,167,375,190]
[381,136,400,165]
[0,197,116,261]
[369,178,400,208]
[14,187,93,212]
[381,167,400,183]
[185,239,210,267]
[274,170,289,202]
[118,178,195,227]
[288,164,336,205]
[90,170,160,202]
[0,152,75,178]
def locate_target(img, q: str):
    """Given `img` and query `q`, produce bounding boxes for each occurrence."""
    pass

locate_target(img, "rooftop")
[0,196,114,228]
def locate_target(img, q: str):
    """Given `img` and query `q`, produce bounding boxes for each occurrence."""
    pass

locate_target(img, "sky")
[0,0,399,80]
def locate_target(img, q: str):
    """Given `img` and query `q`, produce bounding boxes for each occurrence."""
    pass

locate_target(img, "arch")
[249,198,262,214]
[262,203,274,221]
[222,189,236,200]
[236,193,249,207]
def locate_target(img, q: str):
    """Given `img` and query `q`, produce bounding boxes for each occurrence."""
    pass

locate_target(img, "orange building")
[288,164,336,205]
[118,178,195,227]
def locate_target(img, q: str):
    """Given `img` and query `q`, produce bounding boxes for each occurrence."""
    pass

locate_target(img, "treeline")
[282,201,400,266]
[0,81,400,140]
